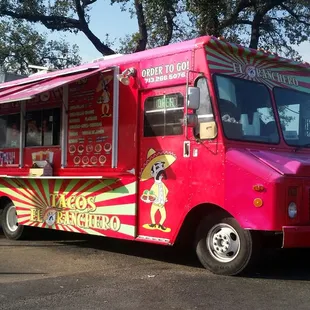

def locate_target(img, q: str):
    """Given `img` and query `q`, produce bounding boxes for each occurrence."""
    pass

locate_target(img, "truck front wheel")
[1,202,25,240]
[195,212,259,276]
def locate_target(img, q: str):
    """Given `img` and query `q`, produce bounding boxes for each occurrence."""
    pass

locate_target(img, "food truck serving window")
[0,113,20,148]
[144,93,184,137]
[26,108,61,147]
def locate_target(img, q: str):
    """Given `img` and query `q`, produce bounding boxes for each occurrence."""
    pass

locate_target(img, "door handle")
[183,141,190,157]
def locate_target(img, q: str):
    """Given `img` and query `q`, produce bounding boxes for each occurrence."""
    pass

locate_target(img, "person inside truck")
[9,123,19,148]
[26,119,41,146]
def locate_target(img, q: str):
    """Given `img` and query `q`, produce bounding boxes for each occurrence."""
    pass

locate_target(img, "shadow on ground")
[2,226,310,281]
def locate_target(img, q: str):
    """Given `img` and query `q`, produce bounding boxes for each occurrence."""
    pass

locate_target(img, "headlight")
[288,202,297,219]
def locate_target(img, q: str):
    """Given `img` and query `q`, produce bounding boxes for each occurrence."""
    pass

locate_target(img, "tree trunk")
[249,13,263,49]
[81,26,116,55]
[134,0,148,52]
[74,0,116,55]
[163,12,173,46]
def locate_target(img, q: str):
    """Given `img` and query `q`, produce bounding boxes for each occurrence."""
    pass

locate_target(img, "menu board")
[67,72,114,168]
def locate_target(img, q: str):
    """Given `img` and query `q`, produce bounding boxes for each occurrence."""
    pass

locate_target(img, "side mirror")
[187,87,200,110]
[199,121,217,140]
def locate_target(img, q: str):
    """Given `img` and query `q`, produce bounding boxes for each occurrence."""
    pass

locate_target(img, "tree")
[114,0,195,54]
[0,19,81,75]
[114,0,310,58]
[0,0,309,60]
[186,0,310,59]
[0,0,195,55]
[0,0,115,55]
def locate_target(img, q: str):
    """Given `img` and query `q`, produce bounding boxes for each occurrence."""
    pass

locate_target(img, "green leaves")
[0,19,81,74]
[0,0,308,61]
[186,0,310,59]
[114,0,194,53]
[115,0,309,59]
[0,0,116,55]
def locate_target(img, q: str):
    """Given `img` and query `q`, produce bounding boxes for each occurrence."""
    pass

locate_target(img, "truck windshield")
[214,74,279,143]
[274,87,310,147]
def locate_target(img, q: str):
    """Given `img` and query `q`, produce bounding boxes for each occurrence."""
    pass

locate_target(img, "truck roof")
[0,36,309,91]
[0,36,209,91]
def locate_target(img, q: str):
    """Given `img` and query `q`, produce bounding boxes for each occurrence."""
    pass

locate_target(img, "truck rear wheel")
[1,202,25,240]
[195,212,259,276]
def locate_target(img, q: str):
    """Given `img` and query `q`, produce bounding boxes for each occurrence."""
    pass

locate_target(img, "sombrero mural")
[140,148,177,181]
[140,148,177,233]
[96,74,113,92]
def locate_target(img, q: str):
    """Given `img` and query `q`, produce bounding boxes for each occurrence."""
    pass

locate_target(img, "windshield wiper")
[293,143,310,152]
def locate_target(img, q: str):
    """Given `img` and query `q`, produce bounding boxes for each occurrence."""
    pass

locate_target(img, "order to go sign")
[141,61,190,84]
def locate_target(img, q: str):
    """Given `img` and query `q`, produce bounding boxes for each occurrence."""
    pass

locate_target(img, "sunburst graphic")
[0,177,137,240]
[205,38,310,93]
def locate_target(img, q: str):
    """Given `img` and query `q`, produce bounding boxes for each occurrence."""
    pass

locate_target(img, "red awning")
[0,82,39,98]
[0,68,103,105]
[0,65,100,91]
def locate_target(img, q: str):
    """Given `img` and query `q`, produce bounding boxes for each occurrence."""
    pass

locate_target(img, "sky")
[45,1,310,63]
[47,1,137,62]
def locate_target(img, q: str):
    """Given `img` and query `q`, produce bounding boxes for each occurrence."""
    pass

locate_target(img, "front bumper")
[282,226,310,248]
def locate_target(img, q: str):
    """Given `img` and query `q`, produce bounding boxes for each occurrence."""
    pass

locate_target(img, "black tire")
[1,202,26,240]
[195,211,260,276]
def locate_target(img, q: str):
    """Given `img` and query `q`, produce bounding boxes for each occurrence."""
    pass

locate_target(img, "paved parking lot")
[1,228,310,309]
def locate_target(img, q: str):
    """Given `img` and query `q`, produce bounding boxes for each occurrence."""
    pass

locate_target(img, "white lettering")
[141,61,190,84]
[232,63,243,73]
[232,62,299,87]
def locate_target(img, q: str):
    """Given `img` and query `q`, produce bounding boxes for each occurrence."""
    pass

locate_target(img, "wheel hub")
[207,224,240,263]
[6,205,18,232]
[213,231,231,254]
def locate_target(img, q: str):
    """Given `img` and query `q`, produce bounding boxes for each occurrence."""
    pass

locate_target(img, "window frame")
[25,107,61,148]
[273,86,310,147]
[0,112,21,149]
[193,76,217,139]
[143,92,185,137]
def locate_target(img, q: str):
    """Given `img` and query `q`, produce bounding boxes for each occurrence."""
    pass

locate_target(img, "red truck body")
[0,36,310,275]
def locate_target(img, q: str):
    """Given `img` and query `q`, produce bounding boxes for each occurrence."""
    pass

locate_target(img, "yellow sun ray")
[95,181,136,203]
[94,203,136,215]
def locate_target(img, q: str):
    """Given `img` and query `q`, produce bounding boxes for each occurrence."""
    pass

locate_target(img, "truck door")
[137,86,190,243]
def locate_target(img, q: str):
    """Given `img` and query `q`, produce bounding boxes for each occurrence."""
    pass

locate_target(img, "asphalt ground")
[1,227,310,310]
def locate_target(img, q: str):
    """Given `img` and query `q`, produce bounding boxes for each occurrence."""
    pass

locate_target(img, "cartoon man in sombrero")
[96,73,113,117]
[140,148,177,233]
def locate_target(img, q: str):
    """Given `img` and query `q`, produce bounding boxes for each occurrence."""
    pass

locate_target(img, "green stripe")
[42,180,50,207]
[29,179,48,207]
[207,54,232,65]
[64,179,80,194]
[87,179,116,194]
[54,179,63,193]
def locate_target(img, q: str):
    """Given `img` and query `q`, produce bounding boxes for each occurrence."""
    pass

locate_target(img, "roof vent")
[28,65,55,76]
